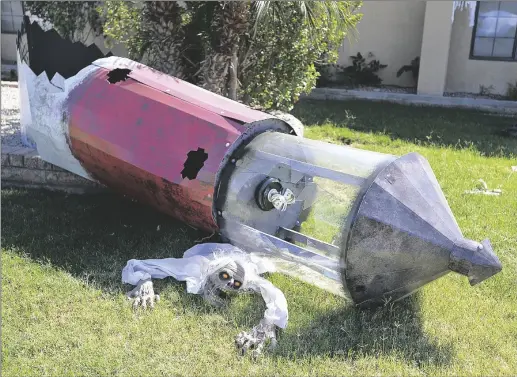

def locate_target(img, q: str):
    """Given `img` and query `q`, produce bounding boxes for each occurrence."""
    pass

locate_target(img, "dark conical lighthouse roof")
[343,153,502,308]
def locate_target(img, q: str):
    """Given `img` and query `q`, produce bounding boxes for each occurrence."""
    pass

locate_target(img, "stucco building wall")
[446,5,517,95]
[339,1,517,96]
[338,1,426,87]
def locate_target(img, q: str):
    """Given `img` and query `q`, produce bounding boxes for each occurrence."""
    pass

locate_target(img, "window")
[1,1,24,34]
[470,1,517,61]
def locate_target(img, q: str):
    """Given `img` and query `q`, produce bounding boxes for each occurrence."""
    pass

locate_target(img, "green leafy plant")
[24,1,103,43]
[396,56,420,85]
[240,2,362,110]
[342,52,387,86]
[506,81,517,101]
[315,63,342,87]
[101,1,188,79]
[24,1,363,111]
[102,0,363,110]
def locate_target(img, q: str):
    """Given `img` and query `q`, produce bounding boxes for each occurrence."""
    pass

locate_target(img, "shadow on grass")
[0,188,206,294]
[1,188,453,367]
[274,294,453,367]
[0,188,272,324]
[291,99,517,158]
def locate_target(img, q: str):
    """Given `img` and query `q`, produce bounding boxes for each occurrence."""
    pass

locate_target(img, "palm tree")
[142,1,186,79]
[251,1,359,38]
[200,1,360,100]
[25,1,359,103]
[197,1,250,99]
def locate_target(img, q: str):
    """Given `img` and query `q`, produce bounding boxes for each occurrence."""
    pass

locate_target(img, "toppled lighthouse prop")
[19,55,502,308]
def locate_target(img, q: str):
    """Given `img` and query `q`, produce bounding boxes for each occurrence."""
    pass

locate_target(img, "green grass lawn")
[3,100,517,376]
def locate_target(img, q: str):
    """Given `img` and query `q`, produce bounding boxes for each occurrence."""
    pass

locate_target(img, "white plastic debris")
[464,179,502,196]
[17,54,96,179]
[476,179,488,191]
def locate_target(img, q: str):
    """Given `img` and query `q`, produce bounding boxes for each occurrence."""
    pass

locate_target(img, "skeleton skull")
[202,259,247,307]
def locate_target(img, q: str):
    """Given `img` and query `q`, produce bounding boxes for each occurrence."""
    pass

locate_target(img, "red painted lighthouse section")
[67,67,252,231]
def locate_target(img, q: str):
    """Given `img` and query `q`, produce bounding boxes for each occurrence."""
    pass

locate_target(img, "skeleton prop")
[122,243,288,357]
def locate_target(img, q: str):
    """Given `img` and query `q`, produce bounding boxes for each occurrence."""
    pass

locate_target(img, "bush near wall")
[24,1,363,111]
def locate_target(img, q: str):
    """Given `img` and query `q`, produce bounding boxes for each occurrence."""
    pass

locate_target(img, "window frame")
[1,1,24,35]
[469,1,517,62]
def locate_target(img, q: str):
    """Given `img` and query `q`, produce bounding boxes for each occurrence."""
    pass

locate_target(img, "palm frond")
[250,1,357,38]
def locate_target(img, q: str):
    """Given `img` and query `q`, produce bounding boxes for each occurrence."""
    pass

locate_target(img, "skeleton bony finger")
[251,341,266,360]
[132,296,142,309]
[235,332,255,356]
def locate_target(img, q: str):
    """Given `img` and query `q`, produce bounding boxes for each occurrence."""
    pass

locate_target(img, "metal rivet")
[231,159,236,163]
[217,211,222,216]
[225,142,230,147]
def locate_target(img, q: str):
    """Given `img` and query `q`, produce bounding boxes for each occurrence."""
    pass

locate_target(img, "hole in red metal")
[181,148,209,180]
[107,68,131,84]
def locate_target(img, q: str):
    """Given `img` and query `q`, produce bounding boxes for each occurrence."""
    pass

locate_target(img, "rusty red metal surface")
[66,66,265,231]
[91,59,272,125]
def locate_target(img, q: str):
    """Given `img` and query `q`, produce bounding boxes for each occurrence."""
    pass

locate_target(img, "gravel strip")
[317,83,417,94]
[351,85,417,94]
[444,91,511,101]
[1,82,25,150]
[318,84,513,100]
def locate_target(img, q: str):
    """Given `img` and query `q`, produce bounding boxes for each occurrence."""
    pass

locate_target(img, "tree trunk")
[143,1,186,78]
[225,2,249,100]
[199,2,249,99]
[228,51,239,100]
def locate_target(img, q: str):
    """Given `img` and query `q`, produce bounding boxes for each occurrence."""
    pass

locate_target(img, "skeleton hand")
[126,279,160,310]
[235,319,278,359]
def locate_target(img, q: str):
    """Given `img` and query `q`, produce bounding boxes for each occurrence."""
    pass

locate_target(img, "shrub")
[24,1,363,111]
[506,81,517,101]
[396,56,420,86]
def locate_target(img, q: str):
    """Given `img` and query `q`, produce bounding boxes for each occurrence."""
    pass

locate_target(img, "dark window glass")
[471,1,517,60]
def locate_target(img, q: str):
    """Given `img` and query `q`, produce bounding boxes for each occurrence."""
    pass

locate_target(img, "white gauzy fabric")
[17,56,96,180]
[121,243,288,329]
[452,1,477,27]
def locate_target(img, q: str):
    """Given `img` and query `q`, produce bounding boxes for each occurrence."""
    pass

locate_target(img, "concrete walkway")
[306,88,517,115]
